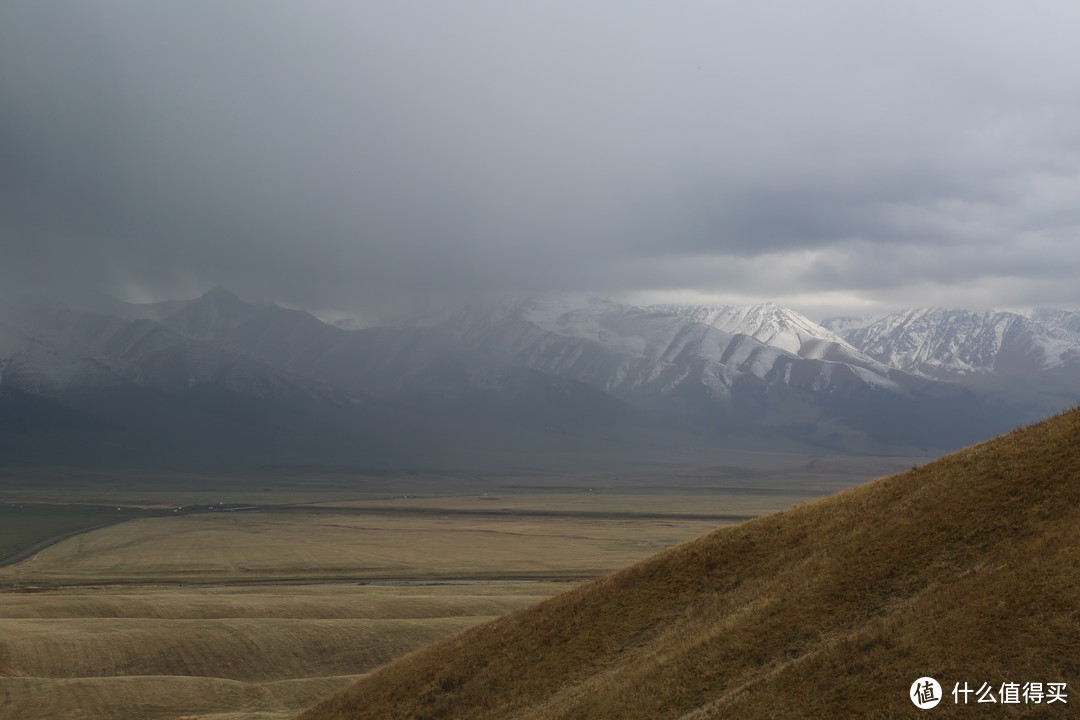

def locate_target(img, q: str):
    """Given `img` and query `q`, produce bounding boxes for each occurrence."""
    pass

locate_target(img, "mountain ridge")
[840,307,1080,377]
[1,290,1075,465]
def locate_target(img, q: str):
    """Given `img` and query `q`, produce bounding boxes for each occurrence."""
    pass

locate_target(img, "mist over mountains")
[1,289,1076,469]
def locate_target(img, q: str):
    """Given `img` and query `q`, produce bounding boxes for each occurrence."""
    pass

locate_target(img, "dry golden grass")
[2,616,500,681]
[0,511,727,585]
[0,583,564,720]
[0,674,360,720]
[297,408,1080,720]
[0,583,561,620]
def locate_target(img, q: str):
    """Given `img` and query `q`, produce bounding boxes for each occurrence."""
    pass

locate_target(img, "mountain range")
[1,289,1077,468]
[825,308,1080,400]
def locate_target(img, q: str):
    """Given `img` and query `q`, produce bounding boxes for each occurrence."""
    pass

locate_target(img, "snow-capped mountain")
[840,308,1080,379]
[1025,308,1080,337]
[429,297,905,402]
[0,291,649,467]
[0,294,402,467]
[3,290,1067,466]
[646,302,888,368]
[6,302,342,403]
[410,296,1020,452]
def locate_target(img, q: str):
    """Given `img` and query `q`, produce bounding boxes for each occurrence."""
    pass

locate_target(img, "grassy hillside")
[296,408,1080,719]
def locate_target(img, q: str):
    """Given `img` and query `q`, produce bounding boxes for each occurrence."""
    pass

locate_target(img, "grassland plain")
[296,408,1080,720]
[0,454,899,719]
[0,505,726,718]
[0,510,732,586]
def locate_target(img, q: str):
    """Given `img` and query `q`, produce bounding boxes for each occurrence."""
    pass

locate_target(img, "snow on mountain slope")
[645,302,892,372]
[1025,308,1080,337]
[0,300,352,407]
[434,297,905,402]
[0,314,125,393]
[842,308,1080,378]
[648,302,829,354]
[1,340,120,394]
[368,296,1019,458]
[1,290,1039,455]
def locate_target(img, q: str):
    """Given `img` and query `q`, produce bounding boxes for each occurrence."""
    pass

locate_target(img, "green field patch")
[0,504,149,566]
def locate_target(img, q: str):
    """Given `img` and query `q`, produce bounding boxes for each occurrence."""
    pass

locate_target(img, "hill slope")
[295,408,1080,719]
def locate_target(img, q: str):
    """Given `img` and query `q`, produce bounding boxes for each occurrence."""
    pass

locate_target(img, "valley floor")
[0,457,900,719]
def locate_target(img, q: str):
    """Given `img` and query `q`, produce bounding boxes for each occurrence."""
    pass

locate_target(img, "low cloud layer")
[3,1,1080,320]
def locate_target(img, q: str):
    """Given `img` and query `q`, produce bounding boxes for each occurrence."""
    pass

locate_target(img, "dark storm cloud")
[3,0,1080,316]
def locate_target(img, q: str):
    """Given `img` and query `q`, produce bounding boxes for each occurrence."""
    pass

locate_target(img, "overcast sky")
[3,1,1080,321]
